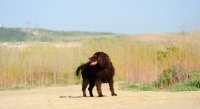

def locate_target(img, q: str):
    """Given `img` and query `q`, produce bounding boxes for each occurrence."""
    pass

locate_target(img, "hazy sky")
[0,0,200,34]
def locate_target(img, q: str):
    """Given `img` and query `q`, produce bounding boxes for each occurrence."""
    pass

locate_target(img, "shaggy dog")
[76,52,117,97]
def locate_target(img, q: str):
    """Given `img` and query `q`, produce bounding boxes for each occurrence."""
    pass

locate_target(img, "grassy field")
[0,31,200,90]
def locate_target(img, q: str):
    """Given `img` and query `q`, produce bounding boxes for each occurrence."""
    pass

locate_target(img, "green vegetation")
[121,68,200,92]
[0,28,27,41]
[121,81,157,91]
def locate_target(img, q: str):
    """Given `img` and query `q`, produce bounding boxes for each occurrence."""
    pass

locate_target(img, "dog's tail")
[76,65,83,76]
[76,62,90,76]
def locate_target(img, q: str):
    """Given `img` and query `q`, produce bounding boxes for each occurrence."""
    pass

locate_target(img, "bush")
[154,69,200,91]
[188,70,200,88]
[155,66,177,88]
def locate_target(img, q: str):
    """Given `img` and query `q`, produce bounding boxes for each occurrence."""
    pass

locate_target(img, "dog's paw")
[112,93,117,96]
[98,95,104,97]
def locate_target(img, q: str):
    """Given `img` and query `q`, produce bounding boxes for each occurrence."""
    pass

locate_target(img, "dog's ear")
[104,52,110,61]
[98,52,109,67]
[101,52,110,60]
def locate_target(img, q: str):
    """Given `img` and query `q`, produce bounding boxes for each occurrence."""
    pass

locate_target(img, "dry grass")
[0,31,200,89]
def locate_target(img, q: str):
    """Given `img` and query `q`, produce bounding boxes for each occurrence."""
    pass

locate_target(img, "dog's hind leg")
[109,79,117,96]
[88,80,95,97]
[82,79,89,97]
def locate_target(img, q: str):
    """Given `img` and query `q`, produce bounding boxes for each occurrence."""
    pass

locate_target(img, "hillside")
[0,28,26,42]
[0,27,115,42]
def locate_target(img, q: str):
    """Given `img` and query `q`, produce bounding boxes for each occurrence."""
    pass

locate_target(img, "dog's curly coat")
[76,52,117,97]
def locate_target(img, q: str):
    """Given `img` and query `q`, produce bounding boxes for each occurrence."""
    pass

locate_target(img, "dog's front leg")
[88,80,95,97]
[95,80,103,97]
[109,79,117,96]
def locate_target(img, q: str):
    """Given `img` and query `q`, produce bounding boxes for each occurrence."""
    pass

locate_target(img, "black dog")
[76,52,117,97]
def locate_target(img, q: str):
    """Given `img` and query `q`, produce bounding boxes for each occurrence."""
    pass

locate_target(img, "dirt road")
[0,82,200,109]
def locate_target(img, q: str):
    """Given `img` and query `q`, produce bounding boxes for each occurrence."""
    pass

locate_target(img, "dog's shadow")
[59,95,107,98]
[59,95,81,98]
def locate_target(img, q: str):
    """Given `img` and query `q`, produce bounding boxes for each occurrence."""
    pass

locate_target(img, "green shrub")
[188,70,200,88]
[155,66,177,88]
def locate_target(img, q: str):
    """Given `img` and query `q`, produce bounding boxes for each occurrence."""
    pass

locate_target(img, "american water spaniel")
[76,52,117,97]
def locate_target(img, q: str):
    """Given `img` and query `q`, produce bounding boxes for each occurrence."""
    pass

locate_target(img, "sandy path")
[0,82,200,109]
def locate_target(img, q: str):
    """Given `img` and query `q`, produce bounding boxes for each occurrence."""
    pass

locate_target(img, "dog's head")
[89,52,110,67]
